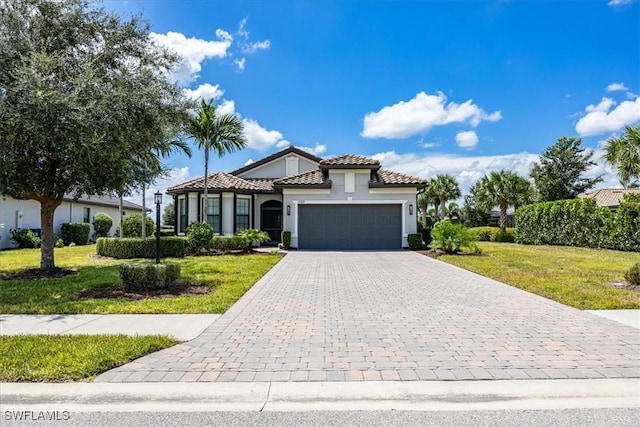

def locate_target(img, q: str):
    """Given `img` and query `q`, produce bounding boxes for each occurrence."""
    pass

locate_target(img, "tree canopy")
[475,170,533,233]
[603,125,640,188]
[428,174,461,221]
[530,136,602,201]
[0,0,192,269]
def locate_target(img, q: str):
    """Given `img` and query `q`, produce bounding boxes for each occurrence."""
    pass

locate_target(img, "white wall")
[237,155,318,179]
[0,196,135,249]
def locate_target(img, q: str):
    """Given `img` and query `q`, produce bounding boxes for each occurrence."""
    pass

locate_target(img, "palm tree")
[604,125,640,188]
[429,174,461,221]
[475,170,532,233]
[185,99,247,222]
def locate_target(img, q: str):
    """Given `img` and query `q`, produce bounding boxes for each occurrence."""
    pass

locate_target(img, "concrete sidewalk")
[0,314,220,341]
[1,379,638,412]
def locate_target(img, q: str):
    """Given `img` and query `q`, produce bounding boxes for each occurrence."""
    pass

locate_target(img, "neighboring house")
[167,146,428,250]
[578,188,640,210]
[0,194,144,249]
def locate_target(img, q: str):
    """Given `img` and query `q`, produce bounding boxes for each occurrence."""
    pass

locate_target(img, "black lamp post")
[154,191,162,264]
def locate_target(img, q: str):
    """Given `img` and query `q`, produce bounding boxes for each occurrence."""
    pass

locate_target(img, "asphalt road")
[3,408,639,427]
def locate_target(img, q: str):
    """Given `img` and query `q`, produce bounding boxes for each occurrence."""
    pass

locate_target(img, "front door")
[261,200,282,242]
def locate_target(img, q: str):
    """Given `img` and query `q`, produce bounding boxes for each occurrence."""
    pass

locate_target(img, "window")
[235,198,250,232]
[179,198,186,233]
[206,197,221,233]
[83,207,90,224]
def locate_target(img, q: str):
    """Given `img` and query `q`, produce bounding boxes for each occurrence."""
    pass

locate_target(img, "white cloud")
[361,91,502,139]
[606,82,628,92]
[151,31,232,85]
[421,142,441,149]
[217,100,236,116]
[234,57,246,71]
[242,119,287,150]
[298,144,327,156]
[244,159,255,166]
[607,0,635,6]
[183,83,223,101]
[455,131,479,150]
[242,40,271,54]
[575,96,640,136]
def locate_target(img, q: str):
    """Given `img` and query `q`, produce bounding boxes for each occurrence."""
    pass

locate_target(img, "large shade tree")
[530,136,602,201]
[428,174,461,221]
[603,125,640,188]
[185,99,247,222]
[0,0,192,270]
[475,170,533,233]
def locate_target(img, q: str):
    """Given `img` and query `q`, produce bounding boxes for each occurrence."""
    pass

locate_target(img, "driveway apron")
[95,252,640,383]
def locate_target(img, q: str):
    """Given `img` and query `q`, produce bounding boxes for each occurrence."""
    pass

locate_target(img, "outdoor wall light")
[409,204,413,215]
[287,205,291,216]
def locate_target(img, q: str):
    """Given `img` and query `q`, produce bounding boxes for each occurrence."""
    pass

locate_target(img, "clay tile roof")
[578,188,640,208]
[371,169,428,188]
[273,170,330,187]
[167,172,269,193]
[319,154,380,167]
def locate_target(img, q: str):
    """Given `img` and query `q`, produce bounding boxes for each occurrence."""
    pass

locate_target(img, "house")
[166,146,428,250]
[0,194,144,249]
[578,188,640,210]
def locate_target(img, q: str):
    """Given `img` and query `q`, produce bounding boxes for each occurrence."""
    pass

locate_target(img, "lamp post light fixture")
[154,191,162,264]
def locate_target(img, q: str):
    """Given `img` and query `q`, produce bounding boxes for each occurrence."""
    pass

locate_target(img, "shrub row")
[469,227,515,243]
[120,262,181,291]
[515,197,640,251]
[96,237,186,259]
[407,233,423,250]
[61,222,90,245]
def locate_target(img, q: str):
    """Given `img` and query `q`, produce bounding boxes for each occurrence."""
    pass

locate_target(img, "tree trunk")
[119,194,123,238]
[499,202,508,233]
[440,197,446,221]
[202,149,209,223]
[141,185,146,238]
[40,199,61,271]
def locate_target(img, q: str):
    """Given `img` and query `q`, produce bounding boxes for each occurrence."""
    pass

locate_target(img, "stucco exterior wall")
[0,196,136,249]
[237,156,318,179]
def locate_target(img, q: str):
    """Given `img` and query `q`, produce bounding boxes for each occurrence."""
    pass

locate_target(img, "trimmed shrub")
[96,237,186,259]
[419,227,432,245]
[407,233,423,250]
[281,230,292,249]
[117,213,155,238]
[210,235,246,252]
[186,221,214,254]
[9,228,41,248]
[469,227,515,242]
[625,263,640,286]
[120,262,181,291]
[430,220,480,254]
[92,212,113,238]
[55,238,64,248]
[61,222,90,246]
[516,198,640,251]
[494,229,515,243]
[237,229,270,252]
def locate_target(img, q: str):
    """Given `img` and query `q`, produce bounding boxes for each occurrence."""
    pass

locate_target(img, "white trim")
[369,187,417,194]
[283,189,331,195]
[236,153,319,178]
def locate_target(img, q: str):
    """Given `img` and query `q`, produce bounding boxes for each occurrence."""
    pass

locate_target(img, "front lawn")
[439,242,640,310]
[0,245,282,313]
[0,334,177,382]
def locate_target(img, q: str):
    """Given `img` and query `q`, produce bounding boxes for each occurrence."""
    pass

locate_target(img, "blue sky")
[105,0,640,206]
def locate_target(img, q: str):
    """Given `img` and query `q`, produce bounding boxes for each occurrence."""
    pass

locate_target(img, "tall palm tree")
[429,174,461,221]
[603,125,640,188]
[475,170,532,233]
[185,99,247,222]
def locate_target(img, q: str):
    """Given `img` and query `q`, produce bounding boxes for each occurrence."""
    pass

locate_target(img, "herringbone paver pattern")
[95,252,640,382]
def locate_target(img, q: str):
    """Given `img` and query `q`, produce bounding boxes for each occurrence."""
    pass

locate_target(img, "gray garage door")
[298,204,402,250]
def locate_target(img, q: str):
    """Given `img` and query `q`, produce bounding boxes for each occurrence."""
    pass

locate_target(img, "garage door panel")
[298,204,401,250]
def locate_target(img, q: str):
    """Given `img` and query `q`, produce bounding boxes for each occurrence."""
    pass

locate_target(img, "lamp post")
[154,191,162,264]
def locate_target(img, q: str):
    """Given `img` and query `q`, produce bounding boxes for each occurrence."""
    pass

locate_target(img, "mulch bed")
[414,250,445,259]
[76,282,213,300]
[0,268,77,281]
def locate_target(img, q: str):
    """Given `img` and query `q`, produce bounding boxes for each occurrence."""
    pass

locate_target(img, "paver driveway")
[96,252,640,383]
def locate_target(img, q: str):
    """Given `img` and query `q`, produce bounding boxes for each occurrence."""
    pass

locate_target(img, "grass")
[439,242,640,310]
[0,334,177,382]
[0,245,283,314]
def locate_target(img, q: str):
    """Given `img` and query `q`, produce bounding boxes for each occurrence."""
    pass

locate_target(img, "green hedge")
[61,222,90,245]
[515,198,640,251]
[96,237,186,259]
[407,233,423,250]
[120,262,181,291]
[470,227,515,243]
[210,235,246,252]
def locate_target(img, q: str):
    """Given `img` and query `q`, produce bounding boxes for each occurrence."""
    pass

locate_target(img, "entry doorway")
[260,200,282,243]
